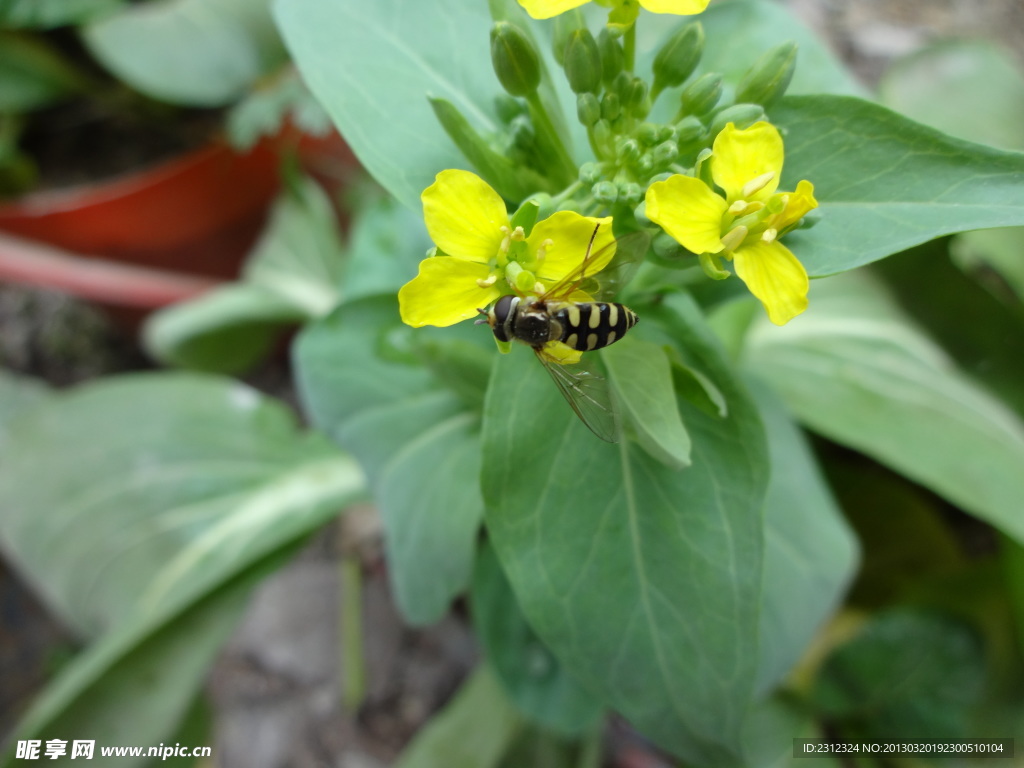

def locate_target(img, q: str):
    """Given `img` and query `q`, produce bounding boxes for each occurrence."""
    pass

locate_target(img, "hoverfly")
[479,225,649,442]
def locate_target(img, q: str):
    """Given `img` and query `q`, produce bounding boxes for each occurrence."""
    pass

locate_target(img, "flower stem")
[623,23,636,73]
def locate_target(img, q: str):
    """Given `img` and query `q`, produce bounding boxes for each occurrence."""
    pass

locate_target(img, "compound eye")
[492,294,515,325]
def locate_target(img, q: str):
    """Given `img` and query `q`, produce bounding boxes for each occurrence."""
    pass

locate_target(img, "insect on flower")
[478,225,649,443]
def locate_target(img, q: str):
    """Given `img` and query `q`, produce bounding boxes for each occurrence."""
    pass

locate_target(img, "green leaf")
[294,297,487,625]
[744,270,1024,546]
[0,31,89,112]
[0,369,49,439]
[342,193,431,303]
[142,284,306,373]
[393,665,523,768]
[0,373,363,766]
[741,696,837,768]
[81,0,287,107]
[481,294,768,765]
[471,540,603,736]
[604,336,691,469]
[770,95,1024,276]
[143,174,344,373]
[749,380,858,695]
[813,610,985,739]
[0,0,124,28]
[880,40,1024,153]
[275,0,501,210]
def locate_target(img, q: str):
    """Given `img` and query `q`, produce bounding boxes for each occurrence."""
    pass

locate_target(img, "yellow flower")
[645,121,817,325]
[399,169,613,330]
[518,0,709,22]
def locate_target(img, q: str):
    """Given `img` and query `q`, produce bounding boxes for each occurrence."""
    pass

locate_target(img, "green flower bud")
[576,92,601,127]
[636,122,661,146]
[495,94,526,124]
[592,119,614,157]
[552,8,585,66]
[592,180,618,205]
[652,139,678,166]
[636,152,655,176]
[735,42,798,109]
[626,79,651,119]
[598,28,624,88]
[491,21,541,97]
[652,22,705,93]
[679,72,723,116]
[611,70,632,100]
[618,181,643,206]
[564,28,602,94]
[601,92,621,122]
[616,137,641,164]
[708,103,765,136]
[579,161,602,185]
[674,115,704,143]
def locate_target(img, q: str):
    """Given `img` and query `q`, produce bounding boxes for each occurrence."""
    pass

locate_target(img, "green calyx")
[491,21,541,98]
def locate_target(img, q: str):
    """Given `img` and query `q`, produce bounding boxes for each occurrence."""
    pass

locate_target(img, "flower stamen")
[719,225,748,253]
[742,171,775,198]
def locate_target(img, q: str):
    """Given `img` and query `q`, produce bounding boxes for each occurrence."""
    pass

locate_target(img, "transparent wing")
[536,348,619,443]
[544,229,651,303]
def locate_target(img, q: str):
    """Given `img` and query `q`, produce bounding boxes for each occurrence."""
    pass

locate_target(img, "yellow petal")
[772,179,818,232]
[732,240,809,325]
[711,122,784,202]
[529,212,615,284]
[517,0,591,18]
[422,169,508,263]
[640,0,709,13]
[645,174,728,254]
[398,257,501,327]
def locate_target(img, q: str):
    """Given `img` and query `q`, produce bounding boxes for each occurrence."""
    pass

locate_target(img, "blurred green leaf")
[143,174,343,373]
[880,40,1024,153]
[393,665,523,768]
[604,336,691,469]
[482,294,768,766]
[953,227,1024,306]
[748,380,858,695]
[771,96,1024,276]
[0,373,363,767]
[81,0,287,107]
[294,297,488,625]
[741,696,837,768]
[0,32,89,112]
[0,368,49,439]
[471,540,603,736]
[227,68,331,151]
[342,193,430,302]
[814,610,985,739]
[275,0,501,209]
[0,0,124,28]
[746,271,1024,546]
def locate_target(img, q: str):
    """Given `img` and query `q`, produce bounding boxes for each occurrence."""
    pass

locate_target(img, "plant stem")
[623,23,636,73]
[340,555,365,712]
[526,92,577,186]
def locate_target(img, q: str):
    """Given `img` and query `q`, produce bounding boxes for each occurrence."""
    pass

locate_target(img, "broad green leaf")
[604,336,691,469]
[0,0,124,28]
[81,0,287,107]
[880,41,1024,303]
[142,283,306,374]
[0,373,363,637]
[742,697,837,768]
[745,270,1024,546]
[482,294,768,766]
[748,380,858,696]
[471,540,603,736]
[770,95,1024,276]
[343,194,431,303]
[143,174,344,373]
[0,373,363,767]
[0,369,49,438]
[393,665,523,768]
[0,32,89,112]
[813,610,985,739]
[275,0,502,210]
[880,40,1024,153]
[293,297,487,625]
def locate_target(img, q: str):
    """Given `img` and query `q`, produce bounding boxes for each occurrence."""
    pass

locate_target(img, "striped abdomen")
[554,302,638,352]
